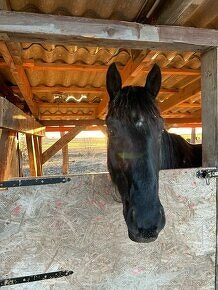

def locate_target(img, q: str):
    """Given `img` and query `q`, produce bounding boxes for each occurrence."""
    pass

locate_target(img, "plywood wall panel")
[0,169,216,289]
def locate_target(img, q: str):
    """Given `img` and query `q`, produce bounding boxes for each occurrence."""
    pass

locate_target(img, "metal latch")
[196,169,218,185]
[0,177,71,188]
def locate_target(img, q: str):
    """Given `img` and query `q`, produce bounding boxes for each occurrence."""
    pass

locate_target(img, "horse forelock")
[107,86,161,129]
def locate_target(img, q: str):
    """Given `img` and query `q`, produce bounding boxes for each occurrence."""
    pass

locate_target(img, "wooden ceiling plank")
[156,0,203,25]
[0,0,11,10]
[0,41,38,116]
[0,11,217,51]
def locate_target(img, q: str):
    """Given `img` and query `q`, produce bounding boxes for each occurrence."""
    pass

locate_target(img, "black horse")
[106,63,202,243]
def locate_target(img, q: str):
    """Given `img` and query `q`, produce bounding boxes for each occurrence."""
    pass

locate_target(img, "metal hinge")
[196,169,218,185]
[0,177,71,189]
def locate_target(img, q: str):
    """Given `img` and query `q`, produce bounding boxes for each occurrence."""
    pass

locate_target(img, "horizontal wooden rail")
[0,11,217,51]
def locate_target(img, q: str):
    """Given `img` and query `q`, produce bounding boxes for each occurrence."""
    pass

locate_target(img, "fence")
[18,133,108,177]
[18,129,202,177]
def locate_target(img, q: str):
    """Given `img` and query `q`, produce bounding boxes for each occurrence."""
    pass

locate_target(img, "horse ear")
[106,63,122,100]
[144,64,161,99]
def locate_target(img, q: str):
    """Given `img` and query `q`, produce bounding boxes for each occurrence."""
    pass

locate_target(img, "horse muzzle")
[128,229,159,243]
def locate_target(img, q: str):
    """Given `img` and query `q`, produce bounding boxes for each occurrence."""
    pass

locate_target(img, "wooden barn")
[0,0,217,289]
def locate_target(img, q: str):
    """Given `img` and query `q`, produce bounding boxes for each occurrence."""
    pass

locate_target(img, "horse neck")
[160,131,177,169]
[160,130,194,169]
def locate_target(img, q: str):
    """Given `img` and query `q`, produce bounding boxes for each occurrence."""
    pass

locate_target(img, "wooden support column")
[190,128,196,144]
[26,134,37,176]
[201,48,218,167]
[60,132,69,175]
[0,129,17,180]
[33,136,42,176]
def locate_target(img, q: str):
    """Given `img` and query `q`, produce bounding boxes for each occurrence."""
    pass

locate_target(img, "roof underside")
[0,0,217,128]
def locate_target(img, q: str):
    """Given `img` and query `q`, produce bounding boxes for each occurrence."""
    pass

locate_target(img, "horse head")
[106,63,165,243]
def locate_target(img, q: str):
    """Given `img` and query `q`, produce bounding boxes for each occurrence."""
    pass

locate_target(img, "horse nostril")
[138,227,158,238]
[130,209,136,223]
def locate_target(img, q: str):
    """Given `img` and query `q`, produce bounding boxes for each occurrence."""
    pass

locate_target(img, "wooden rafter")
[41,119,105,126]
[42,126,85,164]
[11,85,177,95]
[159,78,201,113]
[165,117,201,125]
[0,60,201,76]
[0,41,38,116]
[0,11,217,50]
[162,111,201,119]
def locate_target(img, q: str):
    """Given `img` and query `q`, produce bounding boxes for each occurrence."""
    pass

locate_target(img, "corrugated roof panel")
[21,44,131,65]
[10,0,147,21]
[25,70,106,87]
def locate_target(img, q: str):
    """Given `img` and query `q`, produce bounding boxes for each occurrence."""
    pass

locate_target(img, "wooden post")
[33,136,42,176]
[26,134,37,176]
[201,48,218,167]
[61,132,69,175]
[42,126,85,164]
[0,129,17,180]
[190,128,196,144]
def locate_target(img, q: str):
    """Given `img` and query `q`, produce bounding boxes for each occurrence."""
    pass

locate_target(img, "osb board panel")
[0,169,216,289]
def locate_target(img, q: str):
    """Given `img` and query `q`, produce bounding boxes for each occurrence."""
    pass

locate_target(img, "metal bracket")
[0,177,71,188]
[196,169,218,185]
[0,270,73,287]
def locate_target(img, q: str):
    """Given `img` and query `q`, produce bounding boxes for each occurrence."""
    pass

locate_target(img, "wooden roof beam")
[12,85,177,95]
[0,41,38,116]
[0,11,217,50]
[0,60,201,76]
[41,119,105,126]
[165,117,201,126]
[159,78,201,113]
[0,97,44,136]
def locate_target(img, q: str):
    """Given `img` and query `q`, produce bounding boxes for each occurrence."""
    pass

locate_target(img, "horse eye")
[108,128,116,137]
